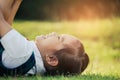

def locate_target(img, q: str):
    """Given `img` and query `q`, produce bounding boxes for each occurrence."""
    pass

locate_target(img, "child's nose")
[48,32,58,37]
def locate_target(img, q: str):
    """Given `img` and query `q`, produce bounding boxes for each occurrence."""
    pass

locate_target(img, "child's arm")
[7,0,22,25]
[0,0,34,70]
[0,0,22,37]
[0,15,12,37]
[0,0,22,25]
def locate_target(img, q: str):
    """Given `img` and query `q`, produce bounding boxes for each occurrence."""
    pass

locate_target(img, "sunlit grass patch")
[83,40,120,76]
[13,18,120,39]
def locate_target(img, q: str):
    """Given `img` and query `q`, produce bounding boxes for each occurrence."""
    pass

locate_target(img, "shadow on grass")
[0,74,119,80]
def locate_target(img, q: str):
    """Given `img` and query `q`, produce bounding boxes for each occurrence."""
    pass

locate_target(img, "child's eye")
[58,36,60,40]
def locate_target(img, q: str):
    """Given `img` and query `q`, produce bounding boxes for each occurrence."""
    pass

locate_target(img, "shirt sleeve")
[1,29,33,58]
[0,29,34,68]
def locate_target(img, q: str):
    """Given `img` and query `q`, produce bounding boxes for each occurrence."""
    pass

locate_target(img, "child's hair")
[44,42,89,75]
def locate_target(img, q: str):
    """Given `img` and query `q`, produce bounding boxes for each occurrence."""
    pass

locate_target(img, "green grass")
[0,74,119,80]
[1,18,120,80]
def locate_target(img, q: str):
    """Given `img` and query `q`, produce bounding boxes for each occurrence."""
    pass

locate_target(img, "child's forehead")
[61,35,83,51]
[62,34,80,45]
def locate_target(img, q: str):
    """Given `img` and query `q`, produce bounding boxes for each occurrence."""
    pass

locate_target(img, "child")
[0,0,89,76]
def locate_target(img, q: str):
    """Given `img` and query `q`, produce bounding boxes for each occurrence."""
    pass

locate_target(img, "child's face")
[35,33,88,75]
[35,32,81,56]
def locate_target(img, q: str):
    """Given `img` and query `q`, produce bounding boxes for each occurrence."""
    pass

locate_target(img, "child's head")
[35,32,89,75]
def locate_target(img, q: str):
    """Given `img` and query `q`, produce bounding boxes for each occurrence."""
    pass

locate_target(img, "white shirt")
[0,29,46,75]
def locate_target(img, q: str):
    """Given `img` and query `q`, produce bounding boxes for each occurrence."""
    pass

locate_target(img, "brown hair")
[44,42,89,76]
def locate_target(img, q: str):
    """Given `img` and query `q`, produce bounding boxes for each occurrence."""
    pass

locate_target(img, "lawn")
[0,18,120,80]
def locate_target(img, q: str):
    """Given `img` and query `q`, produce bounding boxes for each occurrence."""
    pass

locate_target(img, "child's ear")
[45,54,58,66]
[81,53,89,72]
